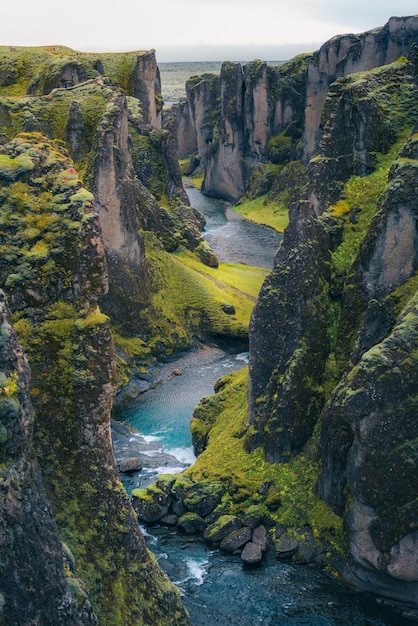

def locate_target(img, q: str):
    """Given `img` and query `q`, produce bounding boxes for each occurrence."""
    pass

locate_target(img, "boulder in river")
[131,487,169,523]
[203,515,242,544]
[220,526,252,553]
[119,457,143,473]
[241,542,263,565]
[275,532,300,559]
[177,512,207,534]
[252,524,269,553]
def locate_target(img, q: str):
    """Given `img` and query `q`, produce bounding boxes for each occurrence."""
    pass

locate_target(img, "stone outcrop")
[303,15,418,160]
[316,130,418,604]
[247,201,331,461]
[309,58,418,213]
[245,26,418,610]
[0,133,190,624]
[177,16,418,202]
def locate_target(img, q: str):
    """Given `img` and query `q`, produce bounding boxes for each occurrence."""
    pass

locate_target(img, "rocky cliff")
[178,16,418,203]
[0,292,93,624]
[3,18,418,620]
[0,43,260,623]
[0,133,190,624]
[0,46,203,624]
[246,34,418,610]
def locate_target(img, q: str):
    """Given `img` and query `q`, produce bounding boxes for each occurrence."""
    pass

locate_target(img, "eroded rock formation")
[246,31,418,609]
[0,293,94,624]
[178,16,418,202]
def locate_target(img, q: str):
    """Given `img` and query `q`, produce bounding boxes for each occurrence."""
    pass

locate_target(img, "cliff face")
[247,200,331,461]
[0,292,94,624]
[0,133,190,624]
[316,130,418,603]
[246,34,418,607]
[178,58,308,201]
[0,47,199,624]
[303,15,418,160]
[178,16,418,202]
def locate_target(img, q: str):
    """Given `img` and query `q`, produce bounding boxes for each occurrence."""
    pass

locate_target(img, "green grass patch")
[234,195,288,232]
[182,173,204,190]
[175,249,267,300]
[112,235,266,379]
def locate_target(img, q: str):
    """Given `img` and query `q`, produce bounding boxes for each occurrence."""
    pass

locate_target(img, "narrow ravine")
[114,187,404,626]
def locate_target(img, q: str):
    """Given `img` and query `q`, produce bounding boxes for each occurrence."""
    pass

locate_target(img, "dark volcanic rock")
[119,456,143,473]
[241,542,263,565]
[275,533,299,559]
[204,515,242,544]
[247,201,331,461]
[220,526,252,553]
[252,525,269,553]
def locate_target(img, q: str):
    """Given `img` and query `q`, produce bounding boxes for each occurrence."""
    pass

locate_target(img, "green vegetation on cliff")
[188,368,344,555]
[0,46,151,97]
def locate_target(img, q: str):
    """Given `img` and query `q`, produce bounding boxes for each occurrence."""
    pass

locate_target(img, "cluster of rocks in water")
[130,473,321,567]
[131,473,268,564]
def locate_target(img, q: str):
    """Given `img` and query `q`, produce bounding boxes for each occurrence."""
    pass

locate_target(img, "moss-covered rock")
[247,201,332,462]
[177,512,207,534]
[310,59,418,212]
[0,292,94,624]
[0,133,190,625]
[203,515,242,544]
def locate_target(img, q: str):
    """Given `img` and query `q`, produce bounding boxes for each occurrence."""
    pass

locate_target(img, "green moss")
[328,136,409,274]
[0,152,34,179]
[132,488,154,502]
[188,368,345,553]
[74,307,109,329]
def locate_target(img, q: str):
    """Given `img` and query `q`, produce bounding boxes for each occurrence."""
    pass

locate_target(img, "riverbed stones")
[130,474,273,564]
[220,526,252,553]
[252,524,269,553]
[160,513,179,526]
[241,541,263,565]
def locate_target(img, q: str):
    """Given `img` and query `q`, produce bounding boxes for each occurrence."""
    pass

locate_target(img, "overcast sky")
[1,1,417,62]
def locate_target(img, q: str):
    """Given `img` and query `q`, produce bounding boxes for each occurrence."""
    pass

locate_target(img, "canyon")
[0,14,417,624]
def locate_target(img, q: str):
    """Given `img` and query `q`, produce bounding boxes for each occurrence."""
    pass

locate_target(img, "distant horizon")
[150,43,321,64]
[2,4,418,66]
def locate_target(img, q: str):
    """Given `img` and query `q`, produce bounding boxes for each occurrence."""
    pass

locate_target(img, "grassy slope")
[188,368,344,555]
[113,235,268,379]
[233,195,289,232]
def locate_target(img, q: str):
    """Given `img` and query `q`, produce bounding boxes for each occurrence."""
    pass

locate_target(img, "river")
[115,187,411,626]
